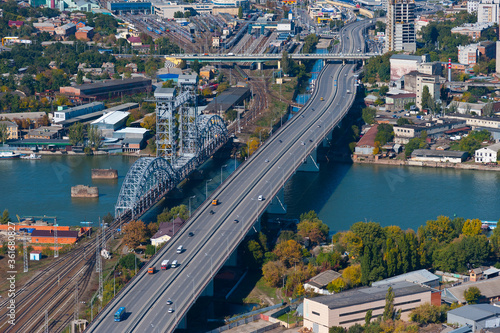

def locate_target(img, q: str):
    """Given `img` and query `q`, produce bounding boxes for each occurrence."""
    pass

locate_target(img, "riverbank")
[353,155,500,171]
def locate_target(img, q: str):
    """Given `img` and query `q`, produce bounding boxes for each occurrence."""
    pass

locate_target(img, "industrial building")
[59,78,152,101]
[25,126,63,140]
[107,1,152,14]
[372,269,440,288]
[411,149,468,163]
[30,229,80,244]
[393,119,467,144]
[53,102,105,123]
[113,127,150,152]
[385,0,416,52]
[91,111,130,134]
[447,304,500,332]
[203,86,251,115]
[303,281,440,332]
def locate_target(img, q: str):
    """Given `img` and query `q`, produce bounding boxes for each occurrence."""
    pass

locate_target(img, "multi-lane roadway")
[86,19,372,333]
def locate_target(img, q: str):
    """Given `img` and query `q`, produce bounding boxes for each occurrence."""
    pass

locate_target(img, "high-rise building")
[385,0,416,52]
[477,0,500,24]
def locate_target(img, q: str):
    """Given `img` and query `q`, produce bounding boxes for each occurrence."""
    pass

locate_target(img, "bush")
[119,253,136,270]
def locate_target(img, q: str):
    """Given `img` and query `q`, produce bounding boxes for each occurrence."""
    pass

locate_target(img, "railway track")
[0,215,130,333]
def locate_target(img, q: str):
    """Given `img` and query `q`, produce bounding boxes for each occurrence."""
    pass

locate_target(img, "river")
[1,154,500,231]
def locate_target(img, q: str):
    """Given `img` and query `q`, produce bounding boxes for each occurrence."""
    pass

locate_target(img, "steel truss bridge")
[115,82,228,219]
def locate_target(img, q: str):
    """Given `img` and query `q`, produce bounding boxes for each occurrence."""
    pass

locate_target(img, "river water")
[1,154,500,231]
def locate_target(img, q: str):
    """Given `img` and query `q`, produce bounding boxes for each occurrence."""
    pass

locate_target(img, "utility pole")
[54,218,58,258]
[45,310,48,333]
[23,230,28,273]
[74,283,79,321]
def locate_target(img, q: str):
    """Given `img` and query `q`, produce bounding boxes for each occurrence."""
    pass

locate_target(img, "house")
[385,93,416,111]
[354,125,378,155]
[150,218,186,246]
[372,269,440,288]
[55,23,76,36]
[30,251,41,261]
[304,270,342,295]
[199,65,216,80]
[76,21,86,29]
[0,121,18,140]
[127,36,142,46]
[25,126,62,140]
[393,119,467,144]
[75,26,94,40]
[303,281,441,332]
[447,304,500,332]
[125,63,138,73]
[475,143,500,163]
[443,277,500,304]
[451,23,493,41]
[101,62,115,74]
[411,149,468,163]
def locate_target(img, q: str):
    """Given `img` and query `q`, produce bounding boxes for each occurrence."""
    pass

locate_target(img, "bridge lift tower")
[155,76,198,169]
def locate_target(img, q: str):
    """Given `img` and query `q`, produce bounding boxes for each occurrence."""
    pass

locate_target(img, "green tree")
[238,6,243,19]
[374,124,393,145]
[87,124,102,149]
[0,209,10,224]
[327,277,346,293]
[410,303,447,324]
[76,70,84,84]
[421,86,431,110]
[68,122,85,146]
[297,216,329,245]
[383,286,395,321]
[464,286,482,304]
[362,107,377,124]
[329,327,346,333]
[191,59,202,74]
[0,123,8,144]
[157,205,189,223]
[379,85,389,96]
[365,309,373,325]
[491,225,500,256]
[396,117,411,126]
[119,253,137,270]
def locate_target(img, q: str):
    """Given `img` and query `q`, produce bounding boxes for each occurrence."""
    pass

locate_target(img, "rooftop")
[91,111,130,125]
[31,230,79,238]
[68,78,151,92]
[114,127,149,135]
[390,54,425,62]
[447,277,500,303]
[478,143,500,152]
[412,149,467,158]
[54,102,104,114]
[448,304,500,322]
[310,281,431,310]
[152,218,186,239]
[372,269,439,287]
[356,124,378,148]
[307,270,342,288]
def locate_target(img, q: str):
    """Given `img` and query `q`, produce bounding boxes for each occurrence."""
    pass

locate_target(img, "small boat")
[0,151,21,159]
[21,153,42,160]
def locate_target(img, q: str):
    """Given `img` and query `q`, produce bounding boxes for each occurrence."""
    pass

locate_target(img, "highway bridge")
[85,19,372,333]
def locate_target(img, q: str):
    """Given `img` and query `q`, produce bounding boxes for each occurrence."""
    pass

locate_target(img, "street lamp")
[205,179,212,199]
[188,195,196,217]
[220,164,227,184]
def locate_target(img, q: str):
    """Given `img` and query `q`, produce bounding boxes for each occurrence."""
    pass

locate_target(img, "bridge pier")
[201,279,214,297]
[266,187,287,215]
[297,149,320,172]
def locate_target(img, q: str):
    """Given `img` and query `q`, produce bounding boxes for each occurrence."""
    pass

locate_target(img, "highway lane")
[86,19,371,333]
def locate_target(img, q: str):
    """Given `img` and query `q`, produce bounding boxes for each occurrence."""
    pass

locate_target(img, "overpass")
[445,81,500,89]
[169,52,377,63]
[85,19,372,333]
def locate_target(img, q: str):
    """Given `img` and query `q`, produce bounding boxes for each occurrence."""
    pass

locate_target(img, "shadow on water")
[284,160,353,230]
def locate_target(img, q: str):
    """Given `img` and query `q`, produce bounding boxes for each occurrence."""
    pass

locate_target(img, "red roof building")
[355,125,379,155]
[8,20,24,28]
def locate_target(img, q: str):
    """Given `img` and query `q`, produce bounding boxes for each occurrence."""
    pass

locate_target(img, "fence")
[224,302,283,323]
[206,314,261,333]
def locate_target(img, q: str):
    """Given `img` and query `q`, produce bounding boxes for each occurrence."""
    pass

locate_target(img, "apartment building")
[385,0,416,52]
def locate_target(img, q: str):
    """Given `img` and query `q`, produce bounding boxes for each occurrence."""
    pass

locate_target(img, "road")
[86,19,371,333]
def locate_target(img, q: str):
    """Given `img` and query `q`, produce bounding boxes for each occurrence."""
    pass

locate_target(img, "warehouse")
[59,78,152,101]
[30,229,80,244]
[53,102,105,123]
[203,86,250,114]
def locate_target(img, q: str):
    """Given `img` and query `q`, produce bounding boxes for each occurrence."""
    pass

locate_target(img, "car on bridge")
[320,97,324,101]
[212,199,219,206]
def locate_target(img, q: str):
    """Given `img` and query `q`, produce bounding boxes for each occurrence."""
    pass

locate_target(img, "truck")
[346,90,351,94]
[161,260,169,269]
[148,267,155,274]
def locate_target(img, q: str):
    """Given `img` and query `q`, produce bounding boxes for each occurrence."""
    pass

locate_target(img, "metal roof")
[204,87,250,113]
[448,304,500,322]
[411,149,468,158]
[310,281,431,310]
[54,102,104,114]
[114,127,149,135]
[91,111,130,125]
[372,269,439,287]
[307,270,342,288]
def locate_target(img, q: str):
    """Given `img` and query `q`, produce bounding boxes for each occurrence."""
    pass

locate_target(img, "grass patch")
[277,311,302,324]
[228,270,278,306]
